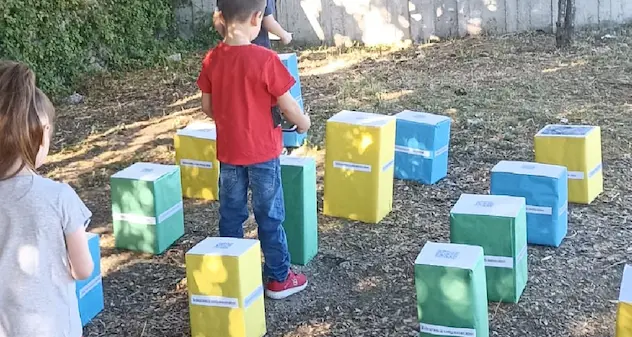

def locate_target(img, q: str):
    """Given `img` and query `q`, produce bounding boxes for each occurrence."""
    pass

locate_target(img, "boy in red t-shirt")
[196,0,311,299]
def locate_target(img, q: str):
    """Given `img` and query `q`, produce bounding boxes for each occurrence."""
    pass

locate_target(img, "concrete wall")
[175,0,632,45]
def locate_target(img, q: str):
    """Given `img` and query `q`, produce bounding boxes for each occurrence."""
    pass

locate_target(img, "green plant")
[0,0,217,98]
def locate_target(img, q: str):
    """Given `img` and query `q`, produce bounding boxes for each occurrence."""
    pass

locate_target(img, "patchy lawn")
[45,26,632,337]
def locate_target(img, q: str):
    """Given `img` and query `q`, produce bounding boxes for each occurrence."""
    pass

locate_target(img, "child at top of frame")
[196,0,311,299]
[213,0,293,48]
[213,0,295,133]
[0,60,94,336]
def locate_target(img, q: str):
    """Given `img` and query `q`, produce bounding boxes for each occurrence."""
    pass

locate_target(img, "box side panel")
[175,135,219,200]
[323,122,381,223]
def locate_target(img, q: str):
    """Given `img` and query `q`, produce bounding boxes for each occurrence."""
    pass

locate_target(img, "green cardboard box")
[110,162,185,254]
[415,241,489,337]
[450,194,528,303]
[280,155,318,265]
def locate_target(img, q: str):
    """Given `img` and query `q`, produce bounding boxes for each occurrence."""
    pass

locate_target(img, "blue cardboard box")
[394,110,451,184]
[76,232,104,326]
[279,53,307,148]
[490,161,568,247]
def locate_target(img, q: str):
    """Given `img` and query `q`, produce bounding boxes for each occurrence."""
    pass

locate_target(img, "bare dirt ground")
[44,26,632,337]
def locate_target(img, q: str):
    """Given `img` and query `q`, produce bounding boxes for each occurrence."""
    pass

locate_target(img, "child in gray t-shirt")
[0,61,94,337]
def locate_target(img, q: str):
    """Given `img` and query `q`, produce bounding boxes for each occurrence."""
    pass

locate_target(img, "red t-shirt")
[196,42,295,165]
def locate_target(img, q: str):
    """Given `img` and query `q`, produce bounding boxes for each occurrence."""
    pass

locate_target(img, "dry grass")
[43,25,632,337]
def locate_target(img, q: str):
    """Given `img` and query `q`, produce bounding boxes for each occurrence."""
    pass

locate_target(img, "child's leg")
[248,157,290,280]
[218,162,249,238]
[249,157,308,299]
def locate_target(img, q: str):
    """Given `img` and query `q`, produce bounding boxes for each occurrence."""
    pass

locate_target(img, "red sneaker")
[265,270,308,300]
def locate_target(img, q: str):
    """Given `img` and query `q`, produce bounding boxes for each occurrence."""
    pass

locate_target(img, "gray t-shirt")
[0,174,92,337]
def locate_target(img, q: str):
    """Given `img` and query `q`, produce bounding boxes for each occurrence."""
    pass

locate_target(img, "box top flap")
[450,193,525,217]
[176,121,217,140]
[280,155,314,167]
[535,124,598,138]
[111,162,178,181]
[327,110,394,127]
[278,53,297,61]
[492,160,567,178]
[395,110,450,125]
[415,241,483,270]
[187,237,259,257]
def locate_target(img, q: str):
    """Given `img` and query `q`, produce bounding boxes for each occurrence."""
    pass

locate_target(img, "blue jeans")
[218,157,290,282]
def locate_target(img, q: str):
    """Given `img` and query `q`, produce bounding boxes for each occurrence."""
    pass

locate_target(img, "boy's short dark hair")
[217,0,266,23]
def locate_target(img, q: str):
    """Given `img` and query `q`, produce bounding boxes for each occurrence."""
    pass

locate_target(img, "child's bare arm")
[277,92,310,133]
[66,227,94,280]
[262,15,292,45]
[201,93,213,119]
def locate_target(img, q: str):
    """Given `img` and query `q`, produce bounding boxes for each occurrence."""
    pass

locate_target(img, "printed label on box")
[191,295,239,309]
[333,161,371,172]
[526,205,553,215]
[484,245,527,269]
[419,323,476,337]
[79,276,102,298]
[243,285,264,308]
[382,160,394,171]
[394,145,431,158]
[180,159,213,169]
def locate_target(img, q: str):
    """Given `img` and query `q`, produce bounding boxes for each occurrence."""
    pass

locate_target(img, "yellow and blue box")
[617,264,632,337]
[534,124,603,204]
[186,237,266,337]
[323,110,396,224]
[174,122,219,201]
[394,110,451,184]
[75,233,104,326]
[279,53,307,148]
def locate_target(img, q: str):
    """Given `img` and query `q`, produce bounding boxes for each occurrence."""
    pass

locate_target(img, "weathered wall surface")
[176,0,632,45]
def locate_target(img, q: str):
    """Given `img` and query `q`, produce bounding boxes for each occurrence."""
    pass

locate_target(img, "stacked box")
[534,124,603,204]
[450,194,528,303]
[491,160,569,247]
[186,237,266,337]
[414,241,489,337]
[617,264,632,337]
[323,110,396,224]
[110,163,185,255]
[279,53,307,148]
[76,233,104,326]
[280,155,318,265]
[174,121,219,201]
[394,110,451,184]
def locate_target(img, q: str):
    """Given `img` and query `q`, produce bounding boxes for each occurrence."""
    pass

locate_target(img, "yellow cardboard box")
[323,110,396,223]
[174,122,219,200]
[534,125,603,204]
[617,264,632,337]
[186,237,266,337]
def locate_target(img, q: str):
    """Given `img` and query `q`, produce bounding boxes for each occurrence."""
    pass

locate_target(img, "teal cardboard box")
[414,241,489,337]
[110,162,185,255]
[450,194,528,303]
[280,155,318,265]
